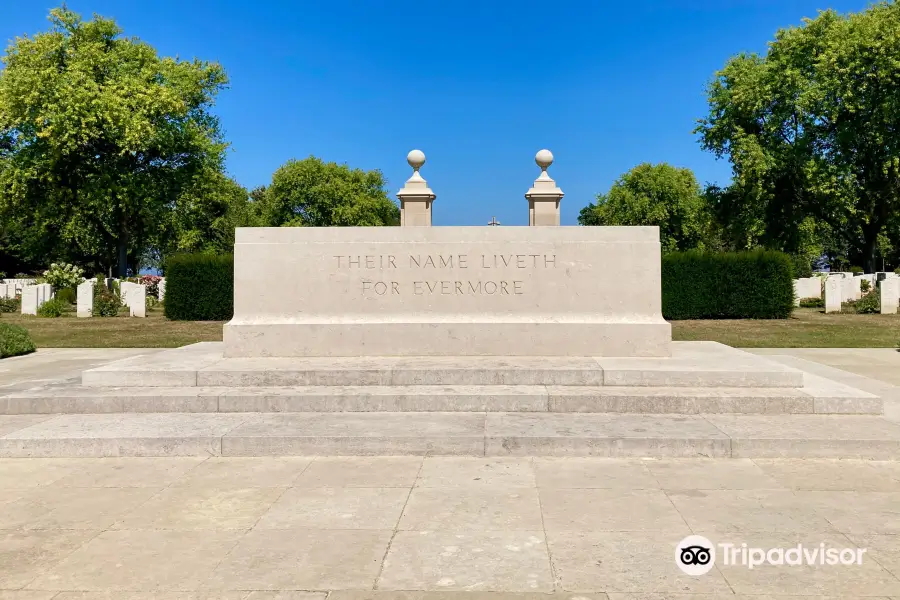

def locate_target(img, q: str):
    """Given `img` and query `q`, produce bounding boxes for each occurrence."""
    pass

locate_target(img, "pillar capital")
[397,149,435,226]
[525,149,563,226]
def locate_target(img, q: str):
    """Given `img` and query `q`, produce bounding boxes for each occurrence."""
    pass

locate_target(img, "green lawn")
[671,307,900,348]
[2,306,899,349]
[1,310,224,348]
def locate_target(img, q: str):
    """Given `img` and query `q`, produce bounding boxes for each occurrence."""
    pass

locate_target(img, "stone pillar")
[396,150,435,227]
[120,282,146,317]
[77,280,94,318]
[824,275,842,313]
[20,285,38,315]
[880,278,900,315]
[525,149,564,226]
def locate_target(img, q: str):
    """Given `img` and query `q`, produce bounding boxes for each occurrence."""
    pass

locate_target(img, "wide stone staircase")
[1,341,899,458]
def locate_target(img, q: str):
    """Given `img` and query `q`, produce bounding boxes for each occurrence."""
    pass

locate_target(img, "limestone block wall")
[225,226,671,358]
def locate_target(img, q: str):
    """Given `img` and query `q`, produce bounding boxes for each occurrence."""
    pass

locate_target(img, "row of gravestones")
[3,277,166,318]
[76,278,166,318]
[793,272,900,314]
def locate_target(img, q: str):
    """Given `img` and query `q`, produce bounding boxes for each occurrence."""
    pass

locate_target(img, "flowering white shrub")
[43,263,84,290]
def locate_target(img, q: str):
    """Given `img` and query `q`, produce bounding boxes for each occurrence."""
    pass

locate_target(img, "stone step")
[1,412,899,459]
[0,385,881,415]
[82,342,805,388]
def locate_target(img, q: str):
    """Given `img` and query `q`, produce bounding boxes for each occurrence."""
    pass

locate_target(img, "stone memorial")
[77,280,94,318]
[224,150,669,358]
[824,275,842,313]
[880,278,900,315]
[14,147,883,460]
[120,282,146,318]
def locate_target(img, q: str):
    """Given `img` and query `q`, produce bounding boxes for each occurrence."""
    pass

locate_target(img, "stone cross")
[396,149,435,227]
[525,149,564,226]
[487,216,501,226]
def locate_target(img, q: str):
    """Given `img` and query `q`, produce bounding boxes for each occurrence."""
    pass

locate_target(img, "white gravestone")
[0,284,13,299]
[76,280,94,318]
[20,285,38,315]
[842,276,861,301]
[824,275,843,313]
[120,282,146,318]
[880,278,900,315]
[793,277,821,304]
[158,278,166,301]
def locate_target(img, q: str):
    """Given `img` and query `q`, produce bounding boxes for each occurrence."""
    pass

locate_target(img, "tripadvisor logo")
[675,535,867,575]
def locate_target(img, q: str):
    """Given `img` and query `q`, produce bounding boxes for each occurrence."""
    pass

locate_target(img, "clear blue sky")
[3,0,871,226]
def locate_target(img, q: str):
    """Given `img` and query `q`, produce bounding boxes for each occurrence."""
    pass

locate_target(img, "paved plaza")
[0,348,899,597]
[3,454,900,598]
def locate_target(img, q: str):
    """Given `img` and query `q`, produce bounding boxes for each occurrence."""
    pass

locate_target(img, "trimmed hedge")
[164,253,234,321]
[0,323,36,358]
[662,250,794,320]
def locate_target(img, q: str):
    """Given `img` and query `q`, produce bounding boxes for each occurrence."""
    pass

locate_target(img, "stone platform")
[0,341,897,459]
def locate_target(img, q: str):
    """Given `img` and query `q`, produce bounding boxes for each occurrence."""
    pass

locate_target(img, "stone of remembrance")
[223,225,671,357]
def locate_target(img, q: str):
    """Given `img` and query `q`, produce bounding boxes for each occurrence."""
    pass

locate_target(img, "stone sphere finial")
[407,149,426,171]
[535,149,553,169]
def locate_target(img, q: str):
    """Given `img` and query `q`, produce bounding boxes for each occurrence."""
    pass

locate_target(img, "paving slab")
[216,385,549,412]
[485,413,731,457]
[255,486,410,529]
[294,456,422,487]
[203,528,392,590]
[416,457,536,487]
[81,343,224,387]
[0,529,99,589]
[547,530,730,593]
[0,348,158,393]
[597,342,804,387]
[754,458,900,492]
[398,487,543,531]
[706,414,900,459]
[0,413,253,457]
[28,529,244,591]
[222,412,486,456]
[199,356,606,387]
[646,458,784,490]
[547,386,818,414]
[712,531,900,596]
[378,530,553,592]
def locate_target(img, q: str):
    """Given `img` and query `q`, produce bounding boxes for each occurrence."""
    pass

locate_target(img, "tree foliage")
[578,163,713,252]
[0,7,228,276]
[695,1,900,271]
[264,156,399,227]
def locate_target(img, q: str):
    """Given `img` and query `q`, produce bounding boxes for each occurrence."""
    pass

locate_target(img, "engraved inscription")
[333,253,556,297]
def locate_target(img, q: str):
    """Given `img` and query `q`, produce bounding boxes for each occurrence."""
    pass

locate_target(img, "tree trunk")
[862,223,880,274]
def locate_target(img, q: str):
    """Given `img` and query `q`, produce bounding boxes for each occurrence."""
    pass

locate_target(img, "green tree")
[696,2,900,272]
[0,7,228,276]
[163,169,260,257]
[578,163,714,252]
[265,156,399,227]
